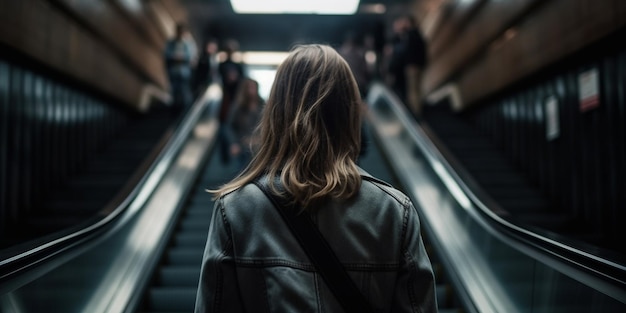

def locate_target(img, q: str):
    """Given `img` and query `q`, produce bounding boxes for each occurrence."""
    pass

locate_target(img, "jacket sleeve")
[194,198,245,313]
[392,201,438,313]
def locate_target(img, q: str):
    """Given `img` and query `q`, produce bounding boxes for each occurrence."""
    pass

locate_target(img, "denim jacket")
[195,171,437,313]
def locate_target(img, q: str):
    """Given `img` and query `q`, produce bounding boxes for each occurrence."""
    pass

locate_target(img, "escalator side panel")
[367,83,626,313]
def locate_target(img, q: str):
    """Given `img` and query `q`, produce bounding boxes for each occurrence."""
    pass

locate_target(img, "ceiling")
[180,0,418,51]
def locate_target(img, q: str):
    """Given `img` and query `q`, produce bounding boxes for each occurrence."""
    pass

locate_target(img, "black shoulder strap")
[252,179,376,313]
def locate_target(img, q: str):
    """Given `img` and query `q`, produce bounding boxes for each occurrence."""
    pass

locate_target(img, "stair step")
[165,248,205,266]
[185,209,212,220]
[147,288,197,312]
[188,194,214,206]
[173,233,208,247]
[157,267,201,287]
[179,219,210,232]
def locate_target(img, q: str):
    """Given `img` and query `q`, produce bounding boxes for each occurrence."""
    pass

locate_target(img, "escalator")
[421,104,594,244]
[1,83,624,313]
[135,121,465,313]
[365,83,626,312]
[137,142,236,313]
[359,125,464,313]
[1,106,176,248]
[0,87,222,313]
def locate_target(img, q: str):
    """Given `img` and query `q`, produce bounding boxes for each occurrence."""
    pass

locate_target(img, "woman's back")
[195,171,436,312]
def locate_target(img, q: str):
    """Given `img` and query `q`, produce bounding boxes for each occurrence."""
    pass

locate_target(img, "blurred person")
[224,78,264,172]
[164,23,196,116]
[193,38,219,98]
[338,31,371,97]
[363,33,382,81]
[337,32,371,160]
[217,39,245,164]
[195,44,437,313]
[218,39,246,122]
[387,15,428,118]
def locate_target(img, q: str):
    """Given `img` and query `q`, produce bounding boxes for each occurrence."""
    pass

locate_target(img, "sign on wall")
[578,68,600,112]
[545,96,560,141]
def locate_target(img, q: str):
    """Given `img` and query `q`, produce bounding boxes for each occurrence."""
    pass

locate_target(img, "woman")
[224,78,264,172]
[195,44,437,313]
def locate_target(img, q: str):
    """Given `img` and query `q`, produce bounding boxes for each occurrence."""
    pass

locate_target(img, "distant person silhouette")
[217,39,245,165]
[224,78,264,173]
[338,32,371,97]
[338,32,371,160]
[164,23,196,116]
[193,38,219,98]
[387,15,428,118]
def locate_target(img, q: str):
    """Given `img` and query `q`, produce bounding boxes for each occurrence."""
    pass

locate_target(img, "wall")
[0,0,188,240]
[465,34,626,252]
[0,0,184,109]
[0,58,128,241]
[415,0,626,252]
[422,0,626,109]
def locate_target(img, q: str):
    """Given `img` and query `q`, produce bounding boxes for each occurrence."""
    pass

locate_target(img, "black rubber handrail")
[0,85,222,292]
[370,83,626,290]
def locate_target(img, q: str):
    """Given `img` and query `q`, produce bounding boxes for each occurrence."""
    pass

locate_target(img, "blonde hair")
[212,44,362,209]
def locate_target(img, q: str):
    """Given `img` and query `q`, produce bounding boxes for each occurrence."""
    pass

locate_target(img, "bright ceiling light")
[230,0,360,15]
[241,51,290,66]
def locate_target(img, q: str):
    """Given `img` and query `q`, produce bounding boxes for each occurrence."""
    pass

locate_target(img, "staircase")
[422,104,595,244]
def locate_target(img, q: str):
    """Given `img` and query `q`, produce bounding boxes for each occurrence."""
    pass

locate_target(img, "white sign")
[545,96,560,141]
[578,68,600,112]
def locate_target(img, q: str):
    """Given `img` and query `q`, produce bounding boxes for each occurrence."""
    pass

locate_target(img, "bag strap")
[252,178,375,313]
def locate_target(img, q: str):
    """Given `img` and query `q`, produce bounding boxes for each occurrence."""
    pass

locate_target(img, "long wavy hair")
[212,44,362,209]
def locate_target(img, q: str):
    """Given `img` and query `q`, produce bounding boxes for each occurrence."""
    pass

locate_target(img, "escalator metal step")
[179,219,210,232]
[147,288,197,312]
[157,267,201,287]
[165,247,204,266]
[181,205,212,217]
[172,233,208,247]
[188,195,214,206]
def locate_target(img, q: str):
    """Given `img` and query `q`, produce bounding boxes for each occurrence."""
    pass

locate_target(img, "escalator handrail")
[0,85,222,290]
[368,83,626,288]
